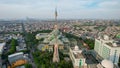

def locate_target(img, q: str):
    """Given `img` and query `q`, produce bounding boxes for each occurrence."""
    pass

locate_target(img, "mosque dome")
[74,45,79,51]
[101,59,114,68]
[104,35,109,40]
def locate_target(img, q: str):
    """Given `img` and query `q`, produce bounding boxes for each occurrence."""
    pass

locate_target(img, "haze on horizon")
[0,0,120,19]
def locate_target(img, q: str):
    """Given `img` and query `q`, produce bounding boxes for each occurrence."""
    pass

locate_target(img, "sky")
[0,0,120,19]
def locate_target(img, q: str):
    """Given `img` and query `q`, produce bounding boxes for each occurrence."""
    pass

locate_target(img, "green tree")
[84,39,95,49]
[8,38,18,54]
[118,57,120,67]
[25,63,32,68]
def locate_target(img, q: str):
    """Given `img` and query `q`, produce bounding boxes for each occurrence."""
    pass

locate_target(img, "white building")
[94,35,120,65]
[69,45,87,68]
[97,59,114,68]
[35,33,48,40]
[0,43,6,54]
[8,52,27,65]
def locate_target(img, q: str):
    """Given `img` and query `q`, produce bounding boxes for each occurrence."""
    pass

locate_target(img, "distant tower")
[53,8,60,62]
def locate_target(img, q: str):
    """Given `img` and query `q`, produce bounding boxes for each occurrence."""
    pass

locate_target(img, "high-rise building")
[94,35,120,64]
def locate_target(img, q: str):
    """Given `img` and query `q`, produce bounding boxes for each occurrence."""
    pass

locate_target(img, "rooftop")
[8,52,26,65]
[8,52,23,58]
[0,43,5,46]
[43,27,69,44]
[73,52,84,59]
[106,42,120,47]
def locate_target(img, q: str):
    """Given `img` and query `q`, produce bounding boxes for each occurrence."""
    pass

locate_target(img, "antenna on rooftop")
[55,7,58,22]
[55,0,58,24]
[55,7,58,45]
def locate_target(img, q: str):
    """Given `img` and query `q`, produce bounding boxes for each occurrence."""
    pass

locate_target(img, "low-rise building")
[8,52,28,68]
[35,33,48,40]
[16,35,27,51]
[0,42,6,54]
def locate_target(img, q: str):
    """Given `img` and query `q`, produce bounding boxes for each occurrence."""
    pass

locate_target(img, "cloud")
[98,0,120,9]
[0,0,120,19]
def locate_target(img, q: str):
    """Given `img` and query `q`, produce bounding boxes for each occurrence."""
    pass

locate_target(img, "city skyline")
[0,0,120,19]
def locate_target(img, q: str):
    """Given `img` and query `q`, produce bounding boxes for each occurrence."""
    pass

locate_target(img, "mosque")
[36,7,69,52]
[36,8,69,62]
[42,25,69,51]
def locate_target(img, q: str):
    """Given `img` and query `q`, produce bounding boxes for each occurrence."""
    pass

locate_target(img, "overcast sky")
[0,0,120,19]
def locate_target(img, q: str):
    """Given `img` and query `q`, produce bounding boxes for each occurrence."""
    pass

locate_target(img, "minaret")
[54,8,58,28]
[53,8,60,62]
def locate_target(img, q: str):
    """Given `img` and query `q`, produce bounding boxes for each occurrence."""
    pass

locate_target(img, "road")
[1,43,11,65]
[21,22,37,68]
[0,56,2,67]
[28,46,37,68]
